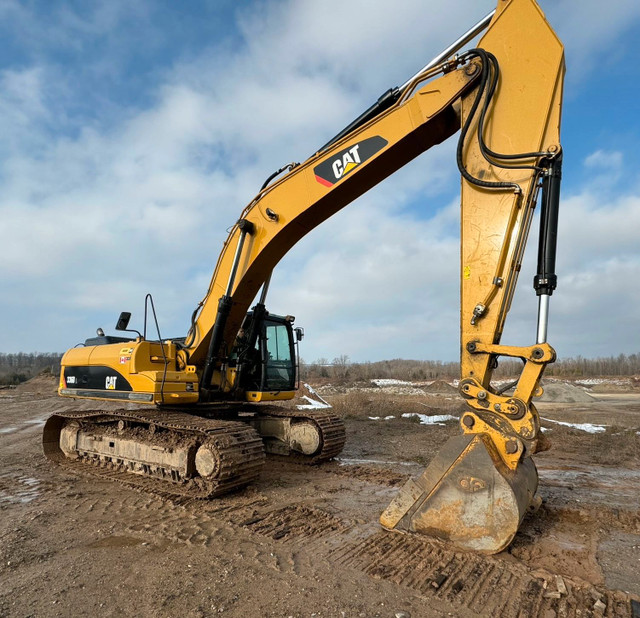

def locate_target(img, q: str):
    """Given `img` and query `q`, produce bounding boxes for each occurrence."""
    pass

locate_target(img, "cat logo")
[332,144,362,180]
[314,136,388,187]
[105,376,117,390]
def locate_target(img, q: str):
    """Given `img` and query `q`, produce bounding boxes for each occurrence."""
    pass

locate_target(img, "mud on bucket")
[380,433,538,554]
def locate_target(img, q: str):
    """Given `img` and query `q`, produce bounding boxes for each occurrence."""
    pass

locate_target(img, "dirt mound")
[540,381,595,403]
[295,383,332,409]
[15,373,58,395]
[424,380,457,395]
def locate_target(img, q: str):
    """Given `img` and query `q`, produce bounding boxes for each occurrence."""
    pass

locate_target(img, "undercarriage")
[43,406,346,498]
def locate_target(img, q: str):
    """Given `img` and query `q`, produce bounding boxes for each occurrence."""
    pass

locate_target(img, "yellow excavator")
[44,0,564,554]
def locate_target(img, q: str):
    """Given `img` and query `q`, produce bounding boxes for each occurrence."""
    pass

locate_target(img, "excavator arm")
[380,1,564,551]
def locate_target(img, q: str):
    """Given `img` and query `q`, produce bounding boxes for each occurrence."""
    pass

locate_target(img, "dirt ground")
[1,376,639,618]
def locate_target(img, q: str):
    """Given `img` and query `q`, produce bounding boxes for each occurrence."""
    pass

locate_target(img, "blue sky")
[1,0,639,363]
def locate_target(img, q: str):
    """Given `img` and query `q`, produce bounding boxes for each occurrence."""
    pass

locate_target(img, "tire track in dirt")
[181,459,637,616]
[329,530,634,617]
[59,463,637,617]
[11,467,638,617]
[240,504,353,545]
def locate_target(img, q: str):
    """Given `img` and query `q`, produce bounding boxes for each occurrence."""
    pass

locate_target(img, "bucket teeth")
[381,434,538,554]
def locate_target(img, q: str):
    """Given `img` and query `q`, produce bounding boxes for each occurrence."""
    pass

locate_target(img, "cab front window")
[263,321,295,390]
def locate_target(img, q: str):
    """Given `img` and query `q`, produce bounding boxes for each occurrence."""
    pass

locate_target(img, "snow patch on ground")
[368,415,396,421]
[370,379,415,387]
[366,379,427,396]
[576,378,631,386]
[296,383,332,410]
[541,417,607,434]
[402,413,458,426]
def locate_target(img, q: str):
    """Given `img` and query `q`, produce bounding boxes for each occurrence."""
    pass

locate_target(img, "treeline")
[0,353,62,385]
[301,357,459,382]
[2,350,639,387]
[544,353,640,378]
[300,352,640,383]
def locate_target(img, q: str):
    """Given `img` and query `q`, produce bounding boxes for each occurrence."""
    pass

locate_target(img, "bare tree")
[332,355,350,381]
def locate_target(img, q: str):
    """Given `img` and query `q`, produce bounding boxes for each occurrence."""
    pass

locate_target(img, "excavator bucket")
[380,433,538,553]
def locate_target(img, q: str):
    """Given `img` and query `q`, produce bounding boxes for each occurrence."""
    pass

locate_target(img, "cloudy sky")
[1,0,639,363]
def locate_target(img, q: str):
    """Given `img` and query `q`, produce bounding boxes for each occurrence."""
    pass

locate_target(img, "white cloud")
[501,185,640,360]
[543,0,640,81]
[584,150,623,171]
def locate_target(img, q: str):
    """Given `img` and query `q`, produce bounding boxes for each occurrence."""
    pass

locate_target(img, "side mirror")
[295,327,304,342]
[115,312,132,331]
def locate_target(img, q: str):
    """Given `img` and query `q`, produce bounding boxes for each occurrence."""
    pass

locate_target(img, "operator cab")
[235,309,303,401]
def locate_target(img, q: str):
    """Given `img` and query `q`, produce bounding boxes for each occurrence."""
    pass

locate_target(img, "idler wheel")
[59,421,81,459]
[289,421,321,456]
[195,444,221,479]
